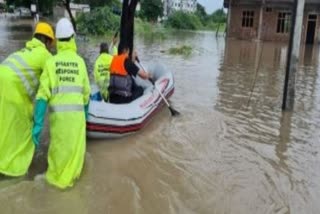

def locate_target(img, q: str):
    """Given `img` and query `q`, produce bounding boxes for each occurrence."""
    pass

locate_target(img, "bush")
[169,45,192,55]
[135,18,166,39]
[77,7,120,35]
[165,11,203,30]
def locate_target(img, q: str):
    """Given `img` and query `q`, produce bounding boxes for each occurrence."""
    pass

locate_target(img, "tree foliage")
[165,11,203,30]
[195,3,207,25]
[39,0,56,14]
[140,0,163,22]
[6,0,31,7]
[72,0,120,8]
[6,0,121,13]
[77,6,120,35]
[209,9,226,23]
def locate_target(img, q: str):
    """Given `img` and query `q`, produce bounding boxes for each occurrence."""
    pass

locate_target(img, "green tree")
[140,0,163,22]
[73,0,120,8]
[165,11,203,30]
[6,0,32,7]
[39,0,56,14]
[195,3,207,25]
[77,6,120,35]
[210,9,226,23]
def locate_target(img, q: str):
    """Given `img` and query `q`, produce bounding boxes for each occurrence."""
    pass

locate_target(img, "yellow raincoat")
[34,38,90,189]
[0,38,51,176]
[93,53,113,101]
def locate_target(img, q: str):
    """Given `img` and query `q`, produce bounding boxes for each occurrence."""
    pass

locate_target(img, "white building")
[53,3,90,20]
[166,0,197,16]
[162,0,169,17]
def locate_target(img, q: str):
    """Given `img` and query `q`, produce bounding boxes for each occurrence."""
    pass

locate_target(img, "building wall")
[162,0,168,17]
[228,5,260,40]
[53,4,90,21]
[167,0,197,15]
[181,0,197,13]
[260,8,291,42]
[228,3,320,44]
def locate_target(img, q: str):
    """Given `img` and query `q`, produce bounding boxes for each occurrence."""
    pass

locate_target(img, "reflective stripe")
[51,86,83,95]
[50,104,83,113]
[2,61,34,99]
[10,54,38,87]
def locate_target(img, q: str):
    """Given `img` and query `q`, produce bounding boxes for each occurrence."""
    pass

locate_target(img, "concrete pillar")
[282,0,305,110]
[257,0,265,40]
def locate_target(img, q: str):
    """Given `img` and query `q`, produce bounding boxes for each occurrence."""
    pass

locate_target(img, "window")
[266,7,272,12]
[309,14,317,20]
[277,12,291,33]
[242,11,254,27]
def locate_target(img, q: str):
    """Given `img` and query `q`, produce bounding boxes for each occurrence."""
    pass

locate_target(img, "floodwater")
[1,18,320,214]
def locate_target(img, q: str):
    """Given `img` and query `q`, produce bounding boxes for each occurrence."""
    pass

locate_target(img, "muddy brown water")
[1,18,320,214]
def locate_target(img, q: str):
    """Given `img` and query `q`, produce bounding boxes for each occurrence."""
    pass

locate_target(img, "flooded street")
[1,18,320,214]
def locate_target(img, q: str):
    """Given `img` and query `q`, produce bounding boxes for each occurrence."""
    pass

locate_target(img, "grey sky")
[197,0,224,14]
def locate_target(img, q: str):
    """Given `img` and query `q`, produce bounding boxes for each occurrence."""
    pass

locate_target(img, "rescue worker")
[32,18,90,189]
[0,22,54,177]
[109,45,150,104]
[93,42,113,101]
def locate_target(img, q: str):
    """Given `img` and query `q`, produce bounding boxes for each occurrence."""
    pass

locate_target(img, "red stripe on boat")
[86,88,174,134]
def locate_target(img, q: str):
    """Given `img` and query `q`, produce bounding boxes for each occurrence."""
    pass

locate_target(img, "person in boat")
[32,18,91,189]
[109,44,151,104]
[0,22,54,177]
[93,42,113,101]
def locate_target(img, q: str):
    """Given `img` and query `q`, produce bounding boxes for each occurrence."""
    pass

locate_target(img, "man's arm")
[125,58,150,80]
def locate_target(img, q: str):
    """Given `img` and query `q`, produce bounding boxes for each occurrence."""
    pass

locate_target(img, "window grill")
[242,11,254,28]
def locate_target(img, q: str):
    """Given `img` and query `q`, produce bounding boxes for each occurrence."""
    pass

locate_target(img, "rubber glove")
[84,104,89,120]
[32,99,47,150]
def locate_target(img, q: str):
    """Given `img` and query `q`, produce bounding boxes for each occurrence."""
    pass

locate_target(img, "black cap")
[100,42,109,54]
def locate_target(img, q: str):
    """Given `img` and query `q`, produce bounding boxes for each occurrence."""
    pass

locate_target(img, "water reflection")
[0,18,31,61]
[277,112,292,170]
[216,37,320,213]
[302,45,319,65]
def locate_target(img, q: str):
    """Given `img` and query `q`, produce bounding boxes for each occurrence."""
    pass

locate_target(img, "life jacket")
[110,54,128,76]
[109,53,132,97]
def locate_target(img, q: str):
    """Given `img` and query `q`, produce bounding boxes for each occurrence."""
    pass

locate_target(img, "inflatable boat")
[86,63,174,138]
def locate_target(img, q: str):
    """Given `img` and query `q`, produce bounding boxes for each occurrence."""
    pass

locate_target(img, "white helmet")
[55,18,75,39]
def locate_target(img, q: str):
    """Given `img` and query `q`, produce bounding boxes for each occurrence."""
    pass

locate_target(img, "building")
[53,3,90,20]
[224,0,320,44]
[166,0,197,16]
[163,0,169,17]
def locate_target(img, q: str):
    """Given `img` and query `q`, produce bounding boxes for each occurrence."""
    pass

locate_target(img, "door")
[306,14,317,44]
